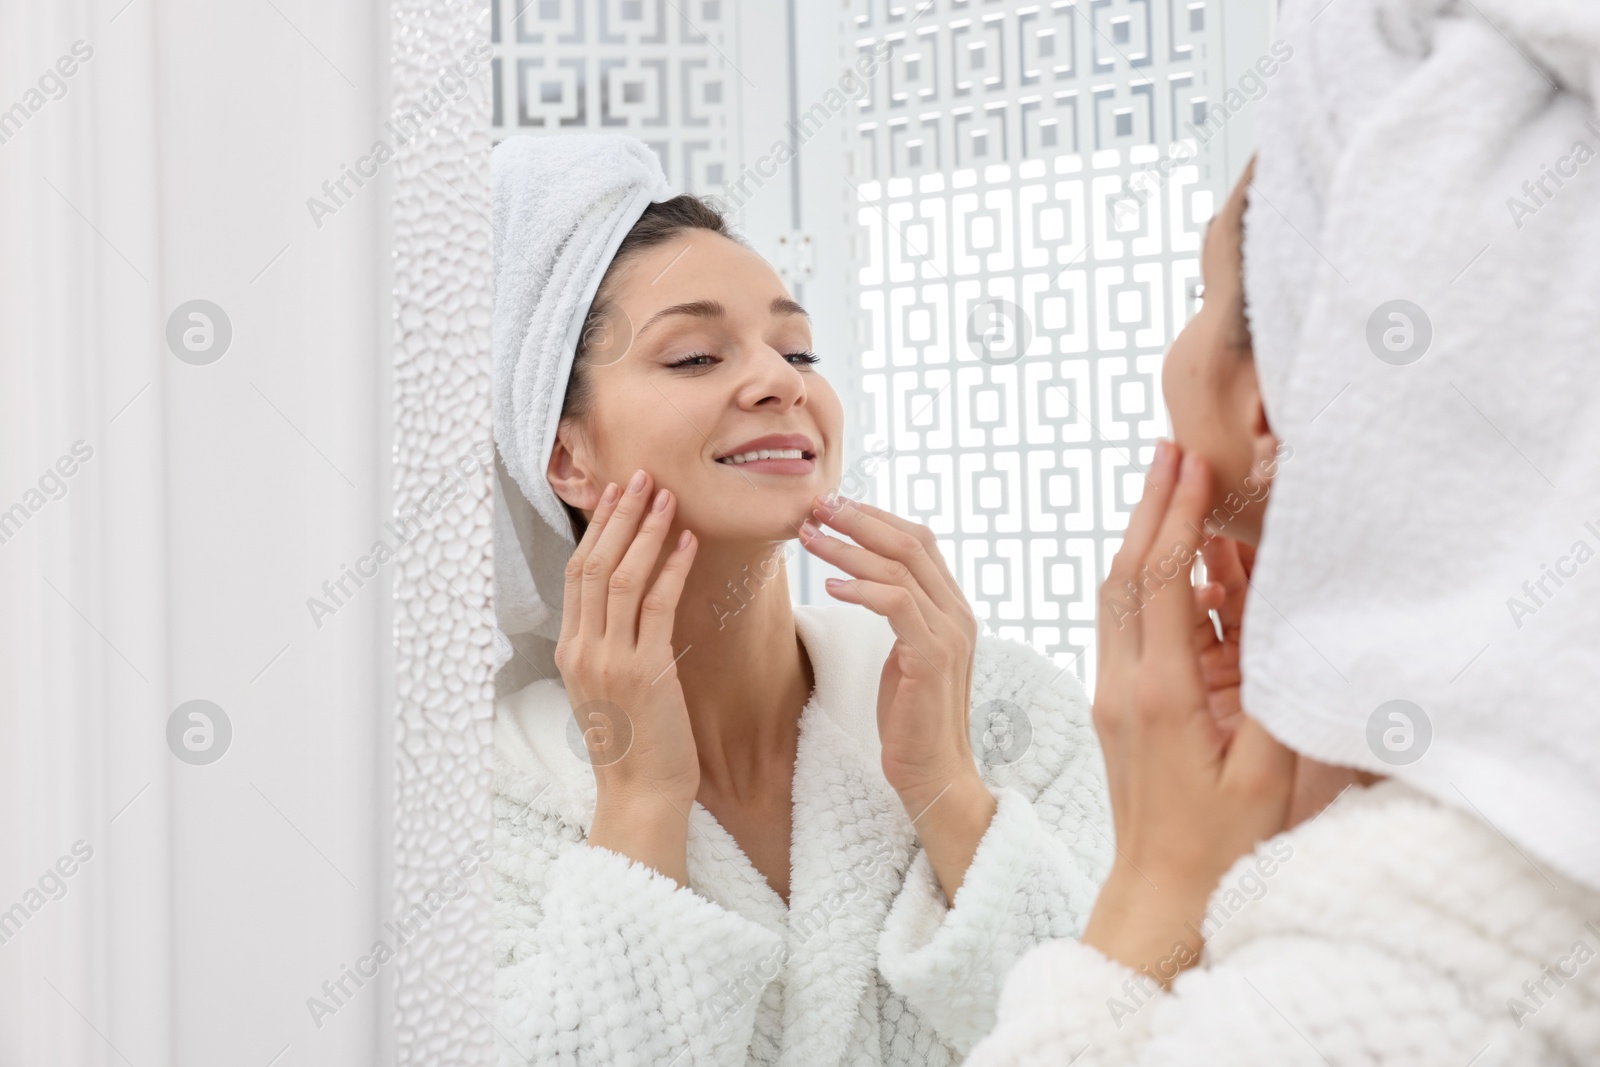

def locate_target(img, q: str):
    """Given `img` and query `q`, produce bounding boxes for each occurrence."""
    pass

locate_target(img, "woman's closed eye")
[664,351,821,369]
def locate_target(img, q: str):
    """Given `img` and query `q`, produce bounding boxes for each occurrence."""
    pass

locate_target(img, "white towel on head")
[491,133,672,678]
[1241,0,1600,890]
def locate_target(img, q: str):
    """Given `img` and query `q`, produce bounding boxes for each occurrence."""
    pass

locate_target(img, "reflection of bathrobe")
[965,780,1600,1066]
[492,602,1112,1066]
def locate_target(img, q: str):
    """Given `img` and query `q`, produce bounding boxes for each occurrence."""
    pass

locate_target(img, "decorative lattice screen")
[490,0,740,190]
[841,0,1232,685]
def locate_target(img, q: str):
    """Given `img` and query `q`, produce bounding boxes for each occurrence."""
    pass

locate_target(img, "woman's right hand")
[555,468,702,820]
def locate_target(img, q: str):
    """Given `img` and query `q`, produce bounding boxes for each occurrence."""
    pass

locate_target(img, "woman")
[965,0,1600,1061]
[488,134,1111,1066]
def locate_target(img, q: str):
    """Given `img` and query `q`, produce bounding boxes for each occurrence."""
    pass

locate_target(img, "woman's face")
[548,229,844,545]
[1160,165,1277,545]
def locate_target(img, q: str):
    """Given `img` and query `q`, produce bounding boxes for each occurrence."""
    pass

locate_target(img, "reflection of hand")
[800,494,979,804]
[1083,441,1295,983]
[799,494,995,902]
[554,469,701,884]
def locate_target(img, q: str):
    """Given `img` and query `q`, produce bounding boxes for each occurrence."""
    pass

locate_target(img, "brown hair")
[556,194,742,537]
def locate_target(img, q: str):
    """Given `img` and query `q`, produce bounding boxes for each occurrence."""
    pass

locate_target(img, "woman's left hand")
[1192,534,1255,738]
[799,494,996,902]
[1083,440,1296,982]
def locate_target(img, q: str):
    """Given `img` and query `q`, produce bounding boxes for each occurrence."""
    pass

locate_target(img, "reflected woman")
[488,133,1112,1066]
[968,0,1600,1057]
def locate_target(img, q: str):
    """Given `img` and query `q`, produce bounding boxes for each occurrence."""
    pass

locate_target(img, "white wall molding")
[2,1,392,1062]
[1,3,171,1061]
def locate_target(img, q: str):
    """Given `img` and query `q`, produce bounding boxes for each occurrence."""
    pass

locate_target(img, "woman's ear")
[546,424,601,511]
[1227,353,1280,546]
[1233,354,1278,478]
[1248,389,1279,475]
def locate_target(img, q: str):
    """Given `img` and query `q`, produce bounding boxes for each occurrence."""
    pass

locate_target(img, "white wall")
[0,1,392,1063]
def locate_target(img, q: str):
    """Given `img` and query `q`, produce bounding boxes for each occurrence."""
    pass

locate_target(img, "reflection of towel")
[1242,0,1600,890]
[490,134,671,684]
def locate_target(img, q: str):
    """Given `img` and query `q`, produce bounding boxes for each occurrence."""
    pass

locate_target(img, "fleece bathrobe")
[964,779,1600,1066]
[492,601,1112,1066]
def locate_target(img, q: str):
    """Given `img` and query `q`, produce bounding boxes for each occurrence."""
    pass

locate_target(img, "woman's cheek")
[1161,338,1199,446]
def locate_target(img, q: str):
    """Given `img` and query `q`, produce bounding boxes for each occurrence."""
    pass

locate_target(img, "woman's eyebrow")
[636,296,809,340]
[636,299,721,341]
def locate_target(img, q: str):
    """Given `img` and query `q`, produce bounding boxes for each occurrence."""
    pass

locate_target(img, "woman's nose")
[739,351,808,408]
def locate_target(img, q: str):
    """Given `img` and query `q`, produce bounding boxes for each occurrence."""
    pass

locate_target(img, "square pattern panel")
[490,0,736,192]
[843,0,1225,687]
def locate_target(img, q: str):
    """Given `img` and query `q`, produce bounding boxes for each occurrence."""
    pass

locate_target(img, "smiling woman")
[488,132,1115,1066]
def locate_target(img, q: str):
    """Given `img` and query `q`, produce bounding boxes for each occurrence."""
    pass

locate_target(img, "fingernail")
[1153,439,1176,474]
[678,529,693,550]
[1180,451,1200,482]
[601,482,619,505]
[627,469,647,494]
[800,519,819,539]
[652,488,670,512]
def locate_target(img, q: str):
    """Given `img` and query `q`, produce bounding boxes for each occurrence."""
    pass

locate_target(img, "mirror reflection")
[488,2,1600,1065]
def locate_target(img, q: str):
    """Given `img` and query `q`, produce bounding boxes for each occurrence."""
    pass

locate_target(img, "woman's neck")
[670,537,812,800]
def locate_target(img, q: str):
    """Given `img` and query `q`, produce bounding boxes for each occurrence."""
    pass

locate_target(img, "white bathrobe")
[964,780,1600,1066]
[492,601,1112,1066]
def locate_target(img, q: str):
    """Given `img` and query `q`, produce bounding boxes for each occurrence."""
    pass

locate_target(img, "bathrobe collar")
[494,602,921,1067]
